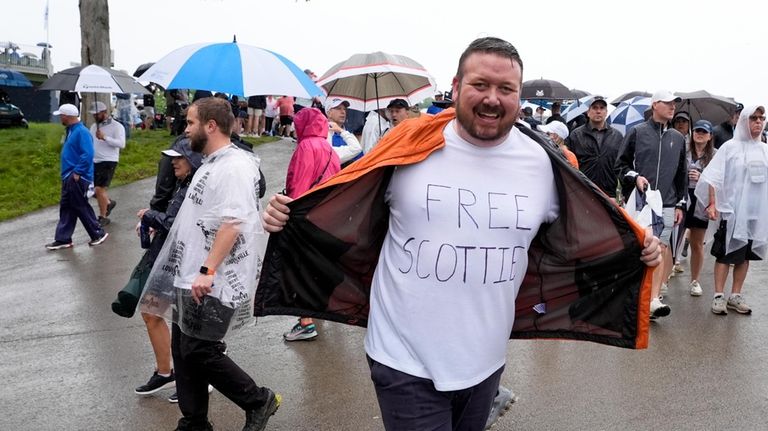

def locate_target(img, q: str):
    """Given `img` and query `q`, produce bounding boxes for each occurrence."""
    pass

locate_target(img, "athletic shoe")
[283,320,318,341]
[689,280,703,297]
[243,389,281,431]
[45,241,73,250]
[673,262,684,273]
[485,385,517,430]
[135,371,175,395]
[711,295,727,315]
[106,199,117,217]
[168,385,213,403]
[727,295,752,315]
[650,297,671,319]
[88,232,109,246]
[98,216,111,226]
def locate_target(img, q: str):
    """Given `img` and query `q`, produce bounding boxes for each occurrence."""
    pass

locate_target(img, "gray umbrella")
[610,91,652,106]
[674,90,738,125]
[39,64,148,94]
[316,51,437,112]
[520,79,573,100]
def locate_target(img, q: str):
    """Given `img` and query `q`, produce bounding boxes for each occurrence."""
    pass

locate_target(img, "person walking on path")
[88,101,125,226]
[696,105,768,316]
[46,104,108,250]
[683,120,716,297]
[565,96,623,201]
[139,97,280,431]
[616,90,687,320]
[282,107,341,342]
[260,37,662,431]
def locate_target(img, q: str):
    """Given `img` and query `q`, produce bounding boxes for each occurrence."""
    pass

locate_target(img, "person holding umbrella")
[45,104,109,250]
[88,101,125,226]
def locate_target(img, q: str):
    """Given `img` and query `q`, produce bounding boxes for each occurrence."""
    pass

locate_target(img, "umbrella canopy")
[570,88,591,99]
[674,90,739,125]
[138,41,323,98]
[561,95,598,123]
[608,96,652,136]
[610,91,651,106]
[133,62,154,78]
[521,79,573,100]
[0,68,33,87]
[316,51,437,112]
[38,64,148,94]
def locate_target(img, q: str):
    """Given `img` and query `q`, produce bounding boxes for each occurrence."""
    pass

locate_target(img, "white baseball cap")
[53,103,79,117]
[88,101,108,113]
[324,97,350,112]
[539,121,569,140]
[651,90,681,104]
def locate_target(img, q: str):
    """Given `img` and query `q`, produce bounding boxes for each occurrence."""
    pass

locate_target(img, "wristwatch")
[199,265,215,276]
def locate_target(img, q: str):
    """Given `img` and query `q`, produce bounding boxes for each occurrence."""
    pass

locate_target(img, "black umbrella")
[39,64,148,94]
[521,79,573,100]
[610,91,651,106]
[570,88,591,99]
[674,90,739,125]
[133,62,154,78]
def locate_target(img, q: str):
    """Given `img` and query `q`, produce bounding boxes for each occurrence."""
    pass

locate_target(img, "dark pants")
[368,356,503,431]
[171,324,270,428]
[54,176,104,243]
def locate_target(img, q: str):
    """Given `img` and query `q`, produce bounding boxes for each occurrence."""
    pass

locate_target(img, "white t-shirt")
[364,121,559,391]
[89,118,125,163]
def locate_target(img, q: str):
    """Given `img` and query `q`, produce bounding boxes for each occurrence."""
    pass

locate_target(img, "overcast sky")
[6,0,767,107]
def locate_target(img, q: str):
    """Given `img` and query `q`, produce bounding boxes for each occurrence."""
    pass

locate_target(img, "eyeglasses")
[749,115,766,122]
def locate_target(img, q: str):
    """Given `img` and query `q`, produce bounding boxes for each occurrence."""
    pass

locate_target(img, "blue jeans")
[54,175,103,243]
[368,356,503,431]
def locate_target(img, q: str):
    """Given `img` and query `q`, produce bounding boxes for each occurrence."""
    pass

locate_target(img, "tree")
[79,0,111,128]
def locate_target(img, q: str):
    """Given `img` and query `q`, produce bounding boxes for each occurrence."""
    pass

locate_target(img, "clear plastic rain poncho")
[139,145,266,341]
[694,105,768,258]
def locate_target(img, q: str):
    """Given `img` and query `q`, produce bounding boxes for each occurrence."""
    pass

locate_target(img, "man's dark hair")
[456,37,523,80]
[193,97,235,135]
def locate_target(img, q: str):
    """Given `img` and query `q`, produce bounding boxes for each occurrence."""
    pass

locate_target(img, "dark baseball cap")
[387,99,409,109]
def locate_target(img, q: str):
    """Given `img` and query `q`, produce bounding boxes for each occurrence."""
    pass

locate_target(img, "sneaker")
[660,282,669,298]
[135,371,175,395]
[45,240,73,250]
[88,232,109,246]
[243,389,281,431]
[485,385,517,430]
[168,385,213,403]
[673,263,684,273]
[711,295,728,315]
[283,320,318,341]
[689,280,703,297]
[650,297,671,319]
[106,199,117,217]
[98,216,111,226]
[727,295,752,315]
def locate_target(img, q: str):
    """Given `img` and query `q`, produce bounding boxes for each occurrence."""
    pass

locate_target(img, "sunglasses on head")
[749,115,766,122]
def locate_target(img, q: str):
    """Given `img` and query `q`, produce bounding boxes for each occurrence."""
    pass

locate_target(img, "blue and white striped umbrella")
[561,95,596,123]
[608,96,652,136]
[138,41,323,98]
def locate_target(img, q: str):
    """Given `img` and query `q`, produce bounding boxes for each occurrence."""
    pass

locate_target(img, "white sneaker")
[650,297,671,319]
[673,263,684,273]
[689,280,703,296]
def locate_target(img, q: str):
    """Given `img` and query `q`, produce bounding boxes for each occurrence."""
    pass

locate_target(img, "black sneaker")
[106,199,117,217]
[98,216,111,226]
[135,371,175,395]
[88,232,109,246]
[45,240,73,250]
[243,389,281,431]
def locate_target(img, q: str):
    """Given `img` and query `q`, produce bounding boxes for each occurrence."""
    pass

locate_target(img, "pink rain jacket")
[285,107,341,198]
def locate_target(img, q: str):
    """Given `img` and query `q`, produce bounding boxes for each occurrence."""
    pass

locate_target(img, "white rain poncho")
[694,105,768,258]
[139,145,266,341]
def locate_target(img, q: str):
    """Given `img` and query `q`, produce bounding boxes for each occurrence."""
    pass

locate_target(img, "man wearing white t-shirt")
[262,37,662,430]
[88,101,125,226]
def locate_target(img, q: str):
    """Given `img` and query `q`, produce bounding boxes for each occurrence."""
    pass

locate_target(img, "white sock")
[714,293,724,299]
[158,372,171,378]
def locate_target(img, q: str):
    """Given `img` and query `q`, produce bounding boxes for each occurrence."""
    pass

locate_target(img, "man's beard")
[190,131,207,153]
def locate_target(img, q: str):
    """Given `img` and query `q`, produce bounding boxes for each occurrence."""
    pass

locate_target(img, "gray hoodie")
[615,119,688,207]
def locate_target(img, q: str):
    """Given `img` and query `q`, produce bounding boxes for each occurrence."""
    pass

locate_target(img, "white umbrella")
[38,64,148,94]
[138,40,323,98]
[316,51,437,112]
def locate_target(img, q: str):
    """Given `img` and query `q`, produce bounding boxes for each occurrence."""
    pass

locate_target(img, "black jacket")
[566,123,624,197]
[712,121,734,149]
[142,175,192,261]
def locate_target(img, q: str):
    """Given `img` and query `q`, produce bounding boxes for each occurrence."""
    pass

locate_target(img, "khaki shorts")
[247,108,263,116]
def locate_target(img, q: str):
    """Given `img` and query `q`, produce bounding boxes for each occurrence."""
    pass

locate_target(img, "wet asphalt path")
[1,138,768,430]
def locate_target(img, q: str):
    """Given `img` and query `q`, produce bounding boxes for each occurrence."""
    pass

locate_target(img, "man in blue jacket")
[46,104,108,250]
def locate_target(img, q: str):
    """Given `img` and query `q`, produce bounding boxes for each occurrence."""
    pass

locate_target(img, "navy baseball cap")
[693,119,712,133]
